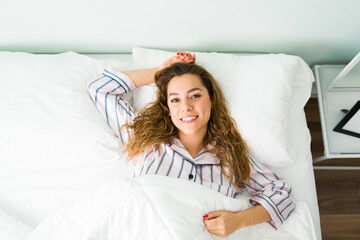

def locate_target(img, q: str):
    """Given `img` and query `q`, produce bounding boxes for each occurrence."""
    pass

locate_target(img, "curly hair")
[123,63,250,187]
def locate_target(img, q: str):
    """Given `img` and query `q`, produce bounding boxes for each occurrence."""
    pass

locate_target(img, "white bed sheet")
[0,53,320,240]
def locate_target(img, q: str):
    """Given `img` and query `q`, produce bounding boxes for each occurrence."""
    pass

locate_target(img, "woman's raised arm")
[87,51,195,144]
[122,51,195,87]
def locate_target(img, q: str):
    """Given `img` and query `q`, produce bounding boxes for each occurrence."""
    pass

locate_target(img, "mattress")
[0,51,321,239]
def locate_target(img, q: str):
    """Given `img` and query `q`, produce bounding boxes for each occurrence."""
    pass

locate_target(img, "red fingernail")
[185,53,189,56]
[203,215,208,218]
[177,52,180,55]
[190,61,195,64]
[181,53,184,55]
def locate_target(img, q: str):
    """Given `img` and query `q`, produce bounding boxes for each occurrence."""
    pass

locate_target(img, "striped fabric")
[87,67,295,229]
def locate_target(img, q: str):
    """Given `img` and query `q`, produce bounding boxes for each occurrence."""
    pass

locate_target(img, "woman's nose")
[181,99,192,111]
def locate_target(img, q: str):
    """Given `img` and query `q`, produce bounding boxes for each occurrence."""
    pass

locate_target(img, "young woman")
[87,52,295,238]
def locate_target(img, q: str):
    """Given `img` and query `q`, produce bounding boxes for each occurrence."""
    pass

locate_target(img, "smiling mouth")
[181,116,198,123]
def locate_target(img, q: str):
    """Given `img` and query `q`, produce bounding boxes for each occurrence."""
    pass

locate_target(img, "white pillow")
[132,47,314,167]
[0,51,134,226]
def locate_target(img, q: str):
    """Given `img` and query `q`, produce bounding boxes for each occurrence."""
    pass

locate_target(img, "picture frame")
[333,101,360,138]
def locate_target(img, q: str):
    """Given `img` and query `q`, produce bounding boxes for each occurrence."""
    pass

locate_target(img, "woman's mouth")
[181,116,198,123]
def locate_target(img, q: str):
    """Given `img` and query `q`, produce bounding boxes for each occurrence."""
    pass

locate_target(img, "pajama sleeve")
[87,67,138,145]
[244,156,296,229]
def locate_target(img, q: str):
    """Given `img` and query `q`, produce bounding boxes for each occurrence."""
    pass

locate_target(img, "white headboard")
[1,0,359,66]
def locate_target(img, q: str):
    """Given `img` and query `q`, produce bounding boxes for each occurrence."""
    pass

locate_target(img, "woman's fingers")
[177,51,187,60]
[203,211,240,238]
[191,53,196,63]
[176,51,195,63]
[204,210,224,220]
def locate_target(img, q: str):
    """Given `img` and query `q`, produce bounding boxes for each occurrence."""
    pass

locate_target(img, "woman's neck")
[178,133,205,159]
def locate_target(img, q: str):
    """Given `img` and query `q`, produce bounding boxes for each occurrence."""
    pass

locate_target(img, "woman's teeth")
[182,116,197,121]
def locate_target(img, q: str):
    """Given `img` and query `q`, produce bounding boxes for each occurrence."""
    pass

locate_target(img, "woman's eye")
[191,94,201,99]
[170,98,179,103]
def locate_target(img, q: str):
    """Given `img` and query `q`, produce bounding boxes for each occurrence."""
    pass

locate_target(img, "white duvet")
[18,175,316,240]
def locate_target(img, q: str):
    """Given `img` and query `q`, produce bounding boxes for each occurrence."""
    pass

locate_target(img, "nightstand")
[313,65,360,169]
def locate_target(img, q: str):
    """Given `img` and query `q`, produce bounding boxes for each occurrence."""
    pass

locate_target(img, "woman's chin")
[179,130,196,136]
[178,127,207,138]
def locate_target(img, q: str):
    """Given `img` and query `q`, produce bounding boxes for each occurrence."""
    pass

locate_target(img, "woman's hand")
[203,210,243,238]
[203,205,272,237]
[122,51,195,88]
[158,51,196,70]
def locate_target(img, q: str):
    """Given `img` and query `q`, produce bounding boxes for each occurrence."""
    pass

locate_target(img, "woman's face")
[167,74,212,140]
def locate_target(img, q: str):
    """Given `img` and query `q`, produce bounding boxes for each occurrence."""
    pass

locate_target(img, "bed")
[0,47,321,239]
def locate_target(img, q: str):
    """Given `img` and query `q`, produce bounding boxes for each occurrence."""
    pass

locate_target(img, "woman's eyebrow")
[187,87,203,93]
[168,88,203,97]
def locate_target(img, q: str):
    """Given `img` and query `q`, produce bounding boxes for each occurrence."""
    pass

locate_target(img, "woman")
[87,52,295,238]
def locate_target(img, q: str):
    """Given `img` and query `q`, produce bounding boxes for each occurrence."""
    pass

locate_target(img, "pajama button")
[188,174,194,180]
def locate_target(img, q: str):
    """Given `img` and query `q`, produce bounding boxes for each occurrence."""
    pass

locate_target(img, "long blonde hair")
[123,63,250,186]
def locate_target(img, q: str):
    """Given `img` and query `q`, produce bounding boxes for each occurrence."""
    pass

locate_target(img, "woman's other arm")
[203,205,271,238]
[204,156,295,237]
[244,157,296,229]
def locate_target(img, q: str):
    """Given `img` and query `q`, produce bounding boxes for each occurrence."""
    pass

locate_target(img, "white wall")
[1,0,359,66]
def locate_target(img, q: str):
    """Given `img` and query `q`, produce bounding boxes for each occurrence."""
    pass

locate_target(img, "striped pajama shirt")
[87,67,296,229]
